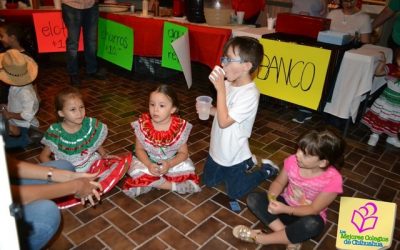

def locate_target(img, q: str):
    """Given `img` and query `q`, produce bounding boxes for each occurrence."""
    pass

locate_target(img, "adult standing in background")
[291,0,328,17]
[372,0,400,61]
[62,0,105,86]
[232,0,265,24]
[327,0,372,44]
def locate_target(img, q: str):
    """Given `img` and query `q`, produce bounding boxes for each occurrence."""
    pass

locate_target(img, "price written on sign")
[32,12,84,53]
[97,18,133,71]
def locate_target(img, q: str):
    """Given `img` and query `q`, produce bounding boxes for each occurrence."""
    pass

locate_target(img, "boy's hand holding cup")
[209,65,225,93]
[209,65,225,83]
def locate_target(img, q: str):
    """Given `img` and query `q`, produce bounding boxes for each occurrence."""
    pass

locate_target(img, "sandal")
[232,225,259,243]
[286,243,302,250]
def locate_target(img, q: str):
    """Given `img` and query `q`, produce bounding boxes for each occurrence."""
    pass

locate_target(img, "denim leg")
[4,127,30,149]
[42,159,76,172]
[247,192,279,225]
[285,215,324,244]
[82,4,99,74]
[62,4,82,75]
[19,200,61,250]
[225,161,266,199]
[202,155,224,187]
[247,192,325,244]
[15,160,75,185]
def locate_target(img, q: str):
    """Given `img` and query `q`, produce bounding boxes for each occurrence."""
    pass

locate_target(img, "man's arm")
[372,6,395,30]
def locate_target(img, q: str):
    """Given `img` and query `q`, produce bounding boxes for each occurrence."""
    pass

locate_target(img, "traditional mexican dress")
[123,113,201,198]
[41,117,108,172]
[41,117,131,209]
[362,64,400,137]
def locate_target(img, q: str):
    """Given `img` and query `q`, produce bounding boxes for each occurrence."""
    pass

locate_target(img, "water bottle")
[186,0,206,23]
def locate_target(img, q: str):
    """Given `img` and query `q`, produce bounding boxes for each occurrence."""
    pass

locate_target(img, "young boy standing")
[201,36,279,207]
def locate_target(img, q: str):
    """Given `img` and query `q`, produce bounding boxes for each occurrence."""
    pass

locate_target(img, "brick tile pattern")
[10,59,399,250]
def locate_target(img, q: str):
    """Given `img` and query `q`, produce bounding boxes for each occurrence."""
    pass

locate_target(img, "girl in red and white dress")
[362,51,400,148]
[123,85,201,198]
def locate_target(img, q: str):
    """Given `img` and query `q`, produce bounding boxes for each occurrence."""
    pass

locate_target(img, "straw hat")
[0,49,38,86]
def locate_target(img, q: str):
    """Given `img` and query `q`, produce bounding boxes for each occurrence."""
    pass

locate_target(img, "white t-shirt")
[209,81,260,166]
[327,9,372,36]
[7,84,39,128]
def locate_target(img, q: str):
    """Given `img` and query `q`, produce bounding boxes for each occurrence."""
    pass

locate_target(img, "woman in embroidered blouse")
[327,0,371,44]
[39,87,108,172]
[123,85,201,197]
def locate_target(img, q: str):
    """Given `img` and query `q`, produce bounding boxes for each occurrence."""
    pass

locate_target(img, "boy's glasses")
[220,57,243,64]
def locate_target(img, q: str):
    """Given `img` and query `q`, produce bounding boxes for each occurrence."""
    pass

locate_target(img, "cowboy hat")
[0,49,38,86]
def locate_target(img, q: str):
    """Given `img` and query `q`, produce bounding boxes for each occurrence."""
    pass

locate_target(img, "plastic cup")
[236,11,245,25]
[196,96,213,120]
[53,0,61,9]
[267,17,276,30]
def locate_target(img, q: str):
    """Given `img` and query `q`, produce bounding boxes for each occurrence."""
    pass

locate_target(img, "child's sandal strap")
[232,225,256,243]
[286,243,302,250]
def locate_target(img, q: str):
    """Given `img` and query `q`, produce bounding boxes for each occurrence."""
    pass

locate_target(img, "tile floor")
[9,57,399,250]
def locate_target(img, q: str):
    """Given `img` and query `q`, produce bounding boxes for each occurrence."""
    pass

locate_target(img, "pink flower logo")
[351,202,378,233]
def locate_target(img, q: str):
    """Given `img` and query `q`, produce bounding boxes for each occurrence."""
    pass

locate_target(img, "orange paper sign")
[32,12,84,53]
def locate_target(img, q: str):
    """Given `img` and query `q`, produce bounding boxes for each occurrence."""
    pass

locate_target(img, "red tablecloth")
[0,10,232,68]
[101,13,232,68]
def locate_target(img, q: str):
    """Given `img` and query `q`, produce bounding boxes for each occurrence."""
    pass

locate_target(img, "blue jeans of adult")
[202,154,267,199]
[16,160,75,250]
[62,3,99,75]
[247,192,325,244]
[4,127,30,149]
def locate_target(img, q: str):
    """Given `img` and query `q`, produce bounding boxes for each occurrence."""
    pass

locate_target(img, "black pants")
[246,192,325,244]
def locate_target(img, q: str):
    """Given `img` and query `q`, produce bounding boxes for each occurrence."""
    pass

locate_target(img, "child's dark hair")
[55,87,83,121]
[298,128,346,168]
[0,22,35,56]
[152,84,180,113]
[222,36,264,74]
[0,22,24,44]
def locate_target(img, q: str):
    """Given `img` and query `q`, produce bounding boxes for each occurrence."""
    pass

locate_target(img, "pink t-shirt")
[281,155,343,222]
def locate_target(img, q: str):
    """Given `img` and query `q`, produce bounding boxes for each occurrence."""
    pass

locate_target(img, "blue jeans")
[19,200,61,250]
[4,127,30,149]
[62,3,99,75]
[202,154,267,199]
[247,192,325,244]
[16,160,75,249]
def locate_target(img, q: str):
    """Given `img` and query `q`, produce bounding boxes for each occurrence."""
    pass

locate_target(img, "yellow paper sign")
[336,197,397,250]
[255,39,331,110]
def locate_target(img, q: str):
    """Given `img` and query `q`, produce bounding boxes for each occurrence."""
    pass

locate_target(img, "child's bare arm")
[215,90,235,128]
[268,169,288,198]
[209,67,235,128]
[135,137,152,167]
[374,51,387,76]
[2,109,23,121]
[97,146,107,157]
[39,146,52,163]
[8,124,21,136]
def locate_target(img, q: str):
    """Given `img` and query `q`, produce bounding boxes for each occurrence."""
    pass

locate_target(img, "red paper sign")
[32,12,84,53]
